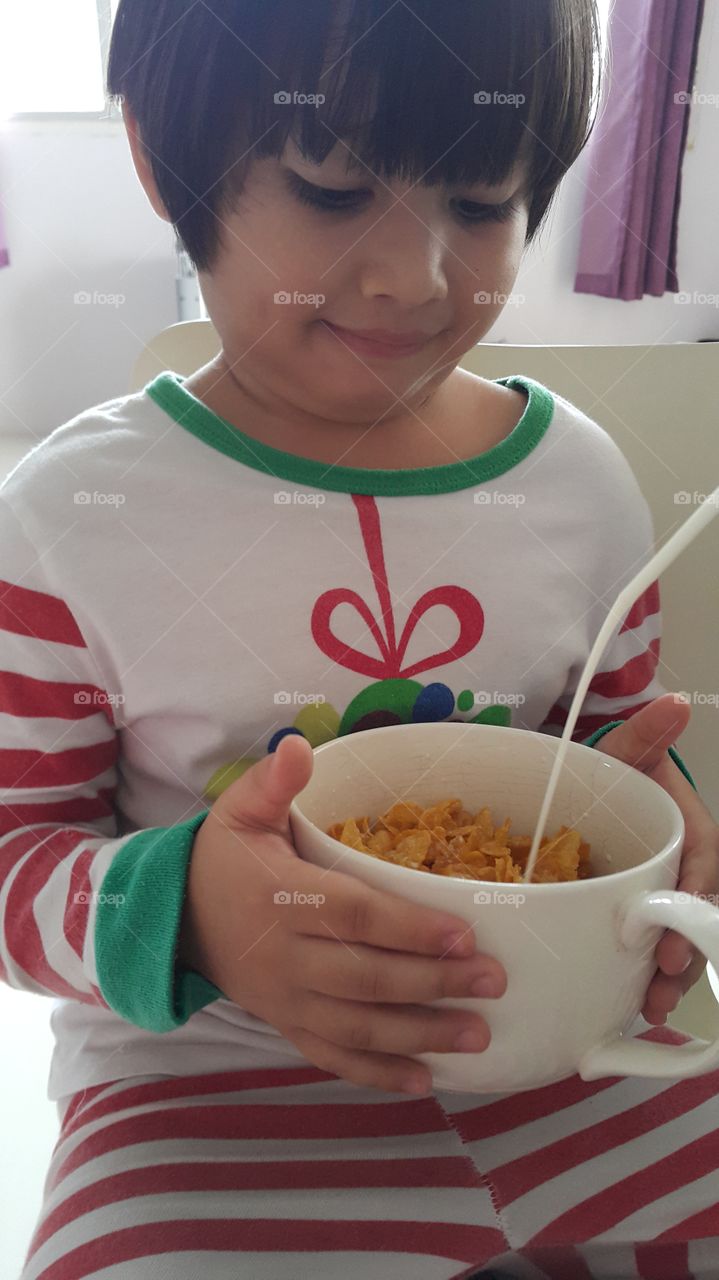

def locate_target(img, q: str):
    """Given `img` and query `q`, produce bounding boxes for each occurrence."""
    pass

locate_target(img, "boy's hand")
[596,694,719,1025]
[180,734,507,1096]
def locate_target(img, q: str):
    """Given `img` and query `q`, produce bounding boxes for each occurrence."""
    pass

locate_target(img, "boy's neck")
[180,355,527,472]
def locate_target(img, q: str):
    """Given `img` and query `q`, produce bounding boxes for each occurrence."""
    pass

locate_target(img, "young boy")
[3,2,718,1276]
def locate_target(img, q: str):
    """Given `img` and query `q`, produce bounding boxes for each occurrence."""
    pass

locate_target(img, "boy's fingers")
[643,969,683,1021]
[297,865,479,960]
[656,840,719,973]
[296,935,505,1006]
[216,734,314,838]
[287,1024,432,1097]
[656,927,695,975]
[644,947,706,1024]
[596,694,691,775]
[677,837,719,900]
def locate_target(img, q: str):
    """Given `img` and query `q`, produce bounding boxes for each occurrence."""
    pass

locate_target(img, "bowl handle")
[579,890,719,1081]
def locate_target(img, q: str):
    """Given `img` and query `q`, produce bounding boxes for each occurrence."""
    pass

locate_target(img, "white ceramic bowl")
[289,723,719,1092]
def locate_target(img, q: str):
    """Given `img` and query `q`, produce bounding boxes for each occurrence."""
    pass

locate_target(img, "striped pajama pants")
[20,1025,719,1280]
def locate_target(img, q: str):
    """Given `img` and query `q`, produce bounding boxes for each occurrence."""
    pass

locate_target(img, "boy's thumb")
[211,733,314,839]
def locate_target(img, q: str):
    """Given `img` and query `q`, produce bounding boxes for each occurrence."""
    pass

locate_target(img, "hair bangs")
[108,0,602,269]
[257,0,534,193]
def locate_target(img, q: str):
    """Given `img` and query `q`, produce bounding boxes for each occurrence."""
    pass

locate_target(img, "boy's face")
[128,115,530,425]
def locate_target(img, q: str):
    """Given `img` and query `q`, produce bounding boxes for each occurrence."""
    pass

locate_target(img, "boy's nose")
[359,210,450,307]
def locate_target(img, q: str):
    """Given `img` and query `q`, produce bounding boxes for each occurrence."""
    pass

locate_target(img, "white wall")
[0,0,717,444]
[0,985,59,1280]
[0,119,177,444]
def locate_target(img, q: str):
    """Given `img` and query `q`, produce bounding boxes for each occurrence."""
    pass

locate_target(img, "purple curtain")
[575,0,705,301]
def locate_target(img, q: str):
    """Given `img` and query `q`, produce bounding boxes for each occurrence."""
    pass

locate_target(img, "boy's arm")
[539,576,664,740]
[533,425,697,786]
[538,577,695,788]
[0,495,221,1030]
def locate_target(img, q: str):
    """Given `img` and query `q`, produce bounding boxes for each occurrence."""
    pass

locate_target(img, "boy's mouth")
[320,321,437,360]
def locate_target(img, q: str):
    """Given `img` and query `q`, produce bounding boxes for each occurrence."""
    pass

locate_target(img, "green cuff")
[582,720,697,791]
[95,809,225,1032]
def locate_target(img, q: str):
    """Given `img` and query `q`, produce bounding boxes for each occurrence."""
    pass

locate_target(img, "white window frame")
[9,0,122,124]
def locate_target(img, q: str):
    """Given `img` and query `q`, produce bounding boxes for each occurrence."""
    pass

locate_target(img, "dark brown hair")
[108,0,603,271]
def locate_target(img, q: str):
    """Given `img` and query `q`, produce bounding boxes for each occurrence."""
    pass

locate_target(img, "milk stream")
[523,486,719,885]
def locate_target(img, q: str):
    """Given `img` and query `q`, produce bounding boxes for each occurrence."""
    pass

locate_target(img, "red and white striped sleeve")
[0,494,221,1030]
[0,493,123,1005]
[540,578,666,744]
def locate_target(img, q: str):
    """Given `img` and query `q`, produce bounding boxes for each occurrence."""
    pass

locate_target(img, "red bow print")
[311,495,484,679]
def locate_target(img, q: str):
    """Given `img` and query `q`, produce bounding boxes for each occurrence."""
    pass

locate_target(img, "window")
[0,0,120,118]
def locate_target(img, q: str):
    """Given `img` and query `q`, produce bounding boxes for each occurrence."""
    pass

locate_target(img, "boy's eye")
[286,172,371,212]
[285,171,520,226]
[454,198,520,225]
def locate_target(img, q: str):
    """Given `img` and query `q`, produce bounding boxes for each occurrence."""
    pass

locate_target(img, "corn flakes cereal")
[327,797,593,883]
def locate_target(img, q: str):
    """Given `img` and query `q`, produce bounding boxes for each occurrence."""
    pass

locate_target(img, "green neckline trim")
[145,369,555,497]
